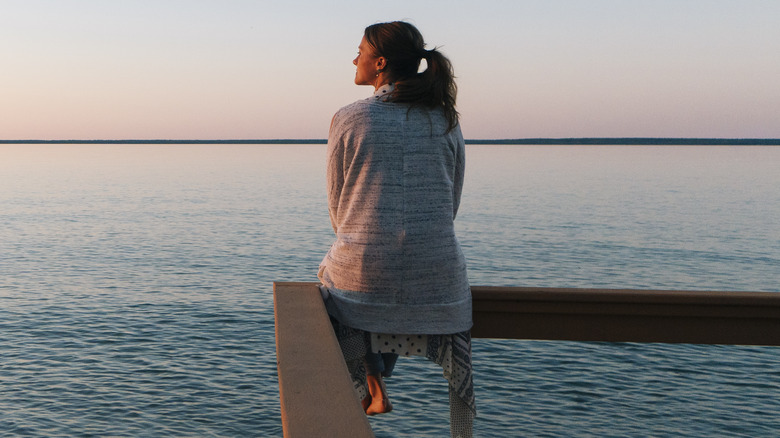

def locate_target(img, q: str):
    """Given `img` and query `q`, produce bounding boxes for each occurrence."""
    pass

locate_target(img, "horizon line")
[1,137,779,145]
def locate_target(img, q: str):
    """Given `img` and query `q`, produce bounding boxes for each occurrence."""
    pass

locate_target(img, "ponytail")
[364,22,460,132]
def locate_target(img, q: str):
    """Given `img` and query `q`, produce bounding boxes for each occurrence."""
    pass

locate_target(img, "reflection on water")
[1,144,778,436]
[460,145,780,291]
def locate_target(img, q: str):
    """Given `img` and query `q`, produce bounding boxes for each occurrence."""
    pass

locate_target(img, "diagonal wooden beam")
[274,282,374,438]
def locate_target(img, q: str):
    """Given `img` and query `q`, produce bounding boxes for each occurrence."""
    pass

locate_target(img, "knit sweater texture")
[319,85,471,334]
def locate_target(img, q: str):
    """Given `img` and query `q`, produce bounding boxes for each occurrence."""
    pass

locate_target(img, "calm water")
[1,144,778,437]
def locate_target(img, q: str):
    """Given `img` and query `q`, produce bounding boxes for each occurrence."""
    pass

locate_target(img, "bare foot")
[365,396,393,416]
[365,374,393,415]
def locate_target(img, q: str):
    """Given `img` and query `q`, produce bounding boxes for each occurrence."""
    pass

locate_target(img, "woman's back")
[321,88,471,334]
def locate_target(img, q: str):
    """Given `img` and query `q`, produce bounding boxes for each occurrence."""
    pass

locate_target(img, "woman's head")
[363,21,426,83]
[356,21,459,132]
[352,36,385,87]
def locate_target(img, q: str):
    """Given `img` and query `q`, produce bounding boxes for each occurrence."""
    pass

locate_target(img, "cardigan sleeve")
[451,125,466,220]
[326,113,345,234]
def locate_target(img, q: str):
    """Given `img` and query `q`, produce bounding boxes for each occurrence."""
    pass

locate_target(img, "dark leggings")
[364,351,399,377]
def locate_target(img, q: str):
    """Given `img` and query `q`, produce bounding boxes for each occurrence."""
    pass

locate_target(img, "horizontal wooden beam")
[471,286,780,345]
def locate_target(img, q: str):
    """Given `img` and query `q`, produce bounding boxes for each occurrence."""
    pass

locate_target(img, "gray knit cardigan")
[319,86,472,335]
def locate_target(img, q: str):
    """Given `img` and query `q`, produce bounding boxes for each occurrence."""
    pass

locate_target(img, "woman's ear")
[376,56,387,71]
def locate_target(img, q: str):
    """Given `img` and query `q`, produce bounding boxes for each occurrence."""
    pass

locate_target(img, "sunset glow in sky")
[2,0,779,140]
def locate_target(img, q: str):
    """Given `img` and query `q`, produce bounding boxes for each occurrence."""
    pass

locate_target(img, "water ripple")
[2,144,779,436]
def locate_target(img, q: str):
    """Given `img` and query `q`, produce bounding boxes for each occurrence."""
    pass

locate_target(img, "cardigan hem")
[322,285,473,335]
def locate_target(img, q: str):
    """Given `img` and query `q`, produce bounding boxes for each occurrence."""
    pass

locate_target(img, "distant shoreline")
[2,138,779,145]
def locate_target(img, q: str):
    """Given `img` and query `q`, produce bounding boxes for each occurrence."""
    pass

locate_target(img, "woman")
[319,21,474,435]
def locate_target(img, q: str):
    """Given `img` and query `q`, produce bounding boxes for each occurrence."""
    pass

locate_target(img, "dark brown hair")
[364,21,459,132]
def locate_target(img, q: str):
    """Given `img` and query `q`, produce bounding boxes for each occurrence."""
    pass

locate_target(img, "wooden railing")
[470,286,780,345]
[274,282,780,437]
[273,282,373,438]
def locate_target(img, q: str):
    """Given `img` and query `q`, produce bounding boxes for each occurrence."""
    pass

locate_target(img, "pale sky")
[2,0,779,140]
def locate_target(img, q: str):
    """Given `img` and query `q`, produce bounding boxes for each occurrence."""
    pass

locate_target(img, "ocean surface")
[1,144,778,437]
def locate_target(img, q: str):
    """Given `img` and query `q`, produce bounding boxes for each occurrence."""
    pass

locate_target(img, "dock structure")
[274,282,780,437]
[273,282,373,438]
[470,286,780,345]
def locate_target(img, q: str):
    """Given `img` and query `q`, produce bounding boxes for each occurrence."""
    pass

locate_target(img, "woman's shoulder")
[333,97,369,120]
[332,98,391,132]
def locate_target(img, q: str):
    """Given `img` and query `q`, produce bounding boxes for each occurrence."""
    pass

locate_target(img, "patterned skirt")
[329,315,476,438]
